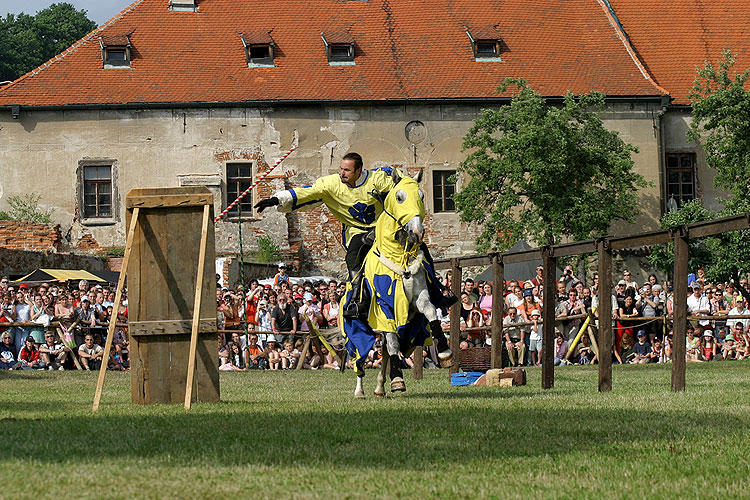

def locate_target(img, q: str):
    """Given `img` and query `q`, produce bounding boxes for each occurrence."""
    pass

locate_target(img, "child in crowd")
[366,341,383,369]
[631,330,652,364]
[722,334,737,360]
[686,327,701,362]
[700,330,717,361]
[281,339,300,369]
[320,346,339,369]
[265,336,281,370]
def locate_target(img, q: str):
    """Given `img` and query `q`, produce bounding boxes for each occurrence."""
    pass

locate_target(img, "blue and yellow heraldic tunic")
[273,167,399,248]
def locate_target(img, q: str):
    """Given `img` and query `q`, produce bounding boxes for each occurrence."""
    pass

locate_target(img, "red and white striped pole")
[214,131,298,223]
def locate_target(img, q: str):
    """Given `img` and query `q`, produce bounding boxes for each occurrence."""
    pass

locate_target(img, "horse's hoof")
[390,377,406,392]
[438,350,454,368]
[374,389,385,398]
[354,391,366,399]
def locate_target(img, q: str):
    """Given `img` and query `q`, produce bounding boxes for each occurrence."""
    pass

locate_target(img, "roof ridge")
[596,0,670,97]
[0,0,147,94]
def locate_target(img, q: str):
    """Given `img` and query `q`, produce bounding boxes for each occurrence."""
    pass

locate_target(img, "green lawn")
[1,363,749,499]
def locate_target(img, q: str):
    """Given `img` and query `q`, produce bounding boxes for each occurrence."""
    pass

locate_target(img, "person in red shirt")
[15,336,45,370]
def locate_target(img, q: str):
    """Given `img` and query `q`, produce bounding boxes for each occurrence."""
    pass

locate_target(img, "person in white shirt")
[687,283,710,327]
[726,296,750,331]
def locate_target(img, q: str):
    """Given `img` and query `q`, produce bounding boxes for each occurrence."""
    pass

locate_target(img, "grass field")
[1,363,749,500]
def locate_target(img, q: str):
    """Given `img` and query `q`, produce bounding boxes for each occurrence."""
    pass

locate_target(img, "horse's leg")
[374,358,386,397]
[385,331,405,392]
[355,374,365,399]
[413,272,453,366]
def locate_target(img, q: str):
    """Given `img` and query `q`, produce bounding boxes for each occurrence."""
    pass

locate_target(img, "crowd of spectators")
[2,261,748,373]
[0,277,127,371]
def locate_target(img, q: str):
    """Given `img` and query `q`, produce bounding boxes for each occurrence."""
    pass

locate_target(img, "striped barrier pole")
[214,131,298,222]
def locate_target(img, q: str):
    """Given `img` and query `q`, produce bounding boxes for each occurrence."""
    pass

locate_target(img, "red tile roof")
[0,0,664,107]
[609,0,750,106]
[99,34,131,47]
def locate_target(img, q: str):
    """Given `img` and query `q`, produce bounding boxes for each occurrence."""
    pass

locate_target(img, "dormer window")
[465,26,502,62]
[169,0,197,12]
[321,31,355,65]
[241,32,275,68]
[99,34,131,68]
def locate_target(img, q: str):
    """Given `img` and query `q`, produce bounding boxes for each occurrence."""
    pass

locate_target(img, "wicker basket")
[459,346,492,372]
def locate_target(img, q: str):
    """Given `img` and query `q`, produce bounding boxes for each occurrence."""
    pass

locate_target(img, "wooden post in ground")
[296,335,311,371]
[541,247,556,389]
[490,253,504,369]
[93,207,140,412]
[449,259,462,377]
[672,226,689,392]
[413,343,423,380]
[184,204,211,410]
[597,238,613,392]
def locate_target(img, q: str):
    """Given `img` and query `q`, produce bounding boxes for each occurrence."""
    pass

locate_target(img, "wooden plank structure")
[433,213,750,392]
[93,187,219,410]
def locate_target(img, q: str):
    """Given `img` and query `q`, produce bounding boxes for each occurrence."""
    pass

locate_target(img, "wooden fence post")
[490,254,504,369]
[449,259,462,377]
[672,226,689,392]
[541,247,556,389]
[597,238,613,392]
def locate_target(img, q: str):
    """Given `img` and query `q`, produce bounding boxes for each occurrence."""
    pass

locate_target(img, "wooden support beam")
[541,248,556,389]
[449,259,462,377]
[413,344,423,380]
[672,227,689,392]
[93,207,139,412]
[490,254,504,369]
[184,204,211,410]
[597,239,613,392]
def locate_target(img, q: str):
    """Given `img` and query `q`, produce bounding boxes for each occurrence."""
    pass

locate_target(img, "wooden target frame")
[93,187,219,411]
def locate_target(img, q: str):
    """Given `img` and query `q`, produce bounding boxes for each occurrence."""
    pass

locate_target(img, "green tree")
[454,78,649,252]
[0,3,96,82]
[647,51,750,301]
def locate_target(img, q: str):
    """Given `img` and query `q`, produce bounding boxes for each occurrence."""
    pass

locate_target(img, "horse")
[341,170,451,398]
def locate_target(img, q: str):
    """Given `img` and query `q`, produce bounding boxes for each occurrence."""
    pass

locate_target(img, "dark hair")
[342,152,363,170]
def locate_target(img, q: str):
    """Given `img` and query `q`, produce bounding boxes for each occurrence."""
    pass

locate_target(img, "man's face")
[45,333,55,346]
[278,295,287,306]
[339,159,361,187]
[536,267,543,277]
[693,287,701,297]
[557,282,566,294]
[85,336,94,346]
[2,334,11,345]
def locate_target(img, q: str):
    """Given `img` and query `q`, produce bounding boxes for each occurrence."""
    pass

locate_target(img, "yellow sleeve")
[275,176,333,213]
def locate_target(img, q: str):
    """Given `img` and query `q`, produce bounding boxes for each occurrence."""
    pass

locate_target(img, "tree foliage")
[454,79,649,252]
[0,3,96,82]
[0,193,54,223]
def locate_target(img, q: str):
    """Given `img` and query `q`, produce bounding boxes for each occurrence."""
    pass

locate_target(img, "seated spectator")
[686,327,701,362]
[366,341,383,369]
[630,330,652,364]
[465,308,485,347]
[662,334,673,363]
[0,331,16,369]
[228,342,247,371]
[319,345,339,370]
[78,334,104,371]
[736,337,748,360]
[700,330,717,361]
[246,334,266,370]
[281,339,300,369]
[553,332,569,366]
[38,331,69,370]
[575,333,596,365]
[722,334,738,360]
[265,336,281,370]
[107,344,126,371]
[16,336,46,370]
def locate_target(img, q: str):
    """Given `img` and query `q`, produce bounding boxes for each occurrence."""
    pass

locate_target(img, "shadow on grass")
[3,403,746,468]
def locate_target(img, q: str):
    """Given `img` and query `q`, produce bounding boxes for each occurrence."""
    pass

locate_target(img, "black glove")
[254,197,279,213]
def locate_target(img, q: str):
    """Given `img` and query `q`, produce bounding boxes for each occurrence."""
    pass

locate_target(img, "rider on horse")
[254,152,455,356]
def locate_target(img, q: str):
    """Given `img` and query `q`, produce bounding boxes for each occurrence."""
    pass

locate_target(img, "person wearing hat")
[726,295,750,333]
[631,330,652,364]
[528,309,543,366]
[273,263,290,287]
[264,335,281,369]
[700,329,717,361]
[721,333,738,360]
[687,282,710,327]
[298,292,321,333]
[15,336,45,370]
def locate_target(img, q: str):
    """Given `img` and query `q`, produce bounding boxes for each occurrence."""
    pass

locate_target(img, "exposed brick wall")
[77,233,99,251]
[0,247,105,277]
[107,257,123,272]
[0,221,62,252]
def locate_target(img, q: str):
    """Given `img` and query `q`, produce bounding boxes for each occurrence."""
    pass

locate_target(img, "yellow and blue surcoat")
[275,168,398,248]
